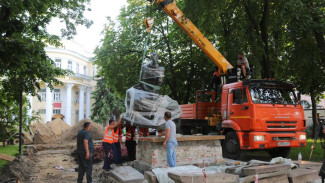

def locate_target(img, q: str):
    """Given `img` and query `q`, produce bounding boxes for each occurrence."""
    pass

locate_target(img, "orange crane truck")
[150,0,306,159]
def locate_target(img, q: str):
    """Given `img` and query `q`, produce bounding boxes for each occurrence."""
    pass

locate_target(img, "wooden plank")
[139,135,225,142]
[0,153,15,162]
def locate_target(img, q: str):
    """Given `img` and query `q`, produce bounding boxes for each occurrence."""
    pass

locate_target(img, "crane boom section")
[157,0,233,74]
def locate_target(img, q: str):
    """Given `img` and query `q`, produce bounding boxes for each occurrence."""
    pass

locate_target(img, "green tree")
[0,0,92,153]
[91,77,125,124]
[0,88,40,147]
[95,0,216,104]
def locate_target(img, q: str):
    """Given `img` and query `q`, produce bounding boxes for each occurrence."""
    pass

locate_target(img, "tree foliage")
[90,77,125,124]
[95,0,325,131]
[0,0,92,99]
[0,89,40,146]
[0,0,92,147]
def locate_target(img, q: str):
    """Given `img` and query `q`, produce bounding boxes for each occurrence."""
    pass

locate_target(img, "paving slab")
[0,153,15,162]
[288,168,319,183]
[134,160,152,174]
[144,171,158,183]
[259,174,289,183]
[242,164,291,176]
[110,166,145,183]
[168,171,239,183]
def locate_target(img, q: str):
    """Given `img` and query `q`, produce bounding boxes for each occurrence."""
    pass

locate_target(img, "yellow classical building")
[28,40,97,126]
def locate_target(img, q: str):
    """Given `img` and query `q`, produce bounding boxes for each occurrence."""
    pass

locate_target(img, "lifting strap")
[139,2,161,90]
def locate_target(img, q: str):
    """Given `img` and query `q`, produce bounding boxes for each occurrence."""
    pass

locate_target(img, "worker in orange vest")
[112,121,123,165]
[138,127,149,137]
[125,124,136,161]
[102,118,122,171]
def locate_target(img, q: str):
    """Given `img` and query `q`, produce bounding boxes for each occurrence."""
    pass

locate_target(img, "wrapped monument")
[122,52,182,129]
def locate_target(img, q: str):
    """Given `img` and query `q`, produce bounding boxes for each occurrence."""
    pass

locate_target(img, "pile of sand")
[56,119,105,143]
[31,122,57,144]
[46,118,70,136]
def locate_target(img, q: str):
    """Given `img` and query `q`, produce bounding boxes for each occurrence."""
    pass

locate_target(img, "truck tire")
[267,147,291,158]
[223,131,241,159]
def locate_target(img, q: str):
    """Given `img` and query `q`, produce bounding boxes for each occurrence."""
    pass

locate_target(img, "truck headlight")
[254,135,265,141]
[299,134,306,140]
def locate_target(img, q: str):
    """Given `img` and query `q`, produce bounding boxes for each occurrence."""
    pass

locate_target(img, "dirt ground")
[0,141,119,183]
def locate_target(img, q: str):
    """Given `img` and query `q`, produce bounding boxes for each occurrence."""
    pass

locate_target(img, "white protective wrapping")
[123,87,182,129]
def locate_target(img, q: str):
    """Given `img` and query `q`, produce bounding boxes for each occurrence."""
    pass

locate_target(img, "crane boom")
[154,0,233,75]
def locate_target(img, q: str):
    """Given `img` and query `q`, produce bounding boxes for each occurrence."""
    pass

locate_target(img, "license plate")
[278,142,290,146]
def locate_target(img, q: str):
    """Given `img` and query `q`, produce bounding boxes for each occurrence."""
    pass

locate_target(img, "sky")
[47,0,128,53]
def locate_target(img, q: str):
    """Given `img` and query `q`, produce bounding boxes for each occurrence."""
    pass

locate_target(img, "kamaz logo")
[281,122,285,127]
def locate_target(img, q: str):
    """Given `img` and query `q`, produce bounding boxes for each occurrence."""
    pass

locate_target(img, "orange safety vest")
[102,125,114,144]
[113,127,122,143]
[139,128,149,137]
[126,127,135,141]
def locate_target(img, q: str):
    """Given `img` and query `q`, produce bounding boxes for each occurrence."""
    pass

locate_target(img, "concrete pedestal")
[135,135,224,172]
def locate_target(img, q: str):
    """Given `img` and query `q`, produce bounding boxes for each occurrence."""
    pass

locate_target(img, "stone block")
[242,164,291,176]
[168,171,239,183]
[134,160,152,174]
[259,174,289,183]
[110,166,144,183]
[144,171,158,183]
[288,168,319,183]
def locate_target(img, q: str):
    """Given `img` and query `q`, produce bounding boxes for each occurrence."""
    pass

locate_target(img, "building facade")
[29,40,97,126]
[300,94,325,127]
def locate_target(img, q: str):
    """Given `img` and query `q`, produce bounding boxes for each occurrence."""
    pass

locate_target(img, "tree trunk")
[242,0,272,78]
[260,0,271,78]
[310,89,317,138]
[183,43,195,104]
[19,90,23,155]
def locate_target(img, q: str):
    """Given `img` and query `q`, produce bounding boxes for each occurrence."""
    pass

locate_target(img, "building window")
[84,66,87,75]
[84,93,86,104]
[75,91,79,104]
[53,109,61,114]
[76,110,79,122]
[53,89,61,101]
[76,63,79,74]
[92,67,95,77]
[55,59,61,68]
[38,109,46,114]
[38,89,46,101]
[68,60,72,71]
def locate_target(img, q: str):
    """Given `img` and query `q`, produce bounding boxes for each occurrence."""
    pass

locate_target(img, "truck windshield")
[249,85,298,105]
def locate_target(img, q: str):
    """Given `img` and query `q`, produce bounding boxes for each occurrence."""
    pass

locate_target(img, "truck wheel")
[267,147,291,158]
[223,131,241,159]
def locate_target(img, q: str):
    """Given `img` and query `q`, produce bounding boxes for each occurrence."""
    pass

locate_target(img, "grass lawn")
[0,145,20,171]
[288,139,323,162]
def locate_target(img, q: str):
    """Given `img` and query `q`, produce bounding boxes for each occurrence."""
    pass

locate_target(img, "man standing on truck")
[77,122,93,183]
[237,53,250,78]
[163,111,178,167]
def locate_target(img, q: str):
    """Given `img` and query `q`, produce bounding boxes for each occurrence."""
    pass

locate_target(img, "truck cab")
[221,79,307,159]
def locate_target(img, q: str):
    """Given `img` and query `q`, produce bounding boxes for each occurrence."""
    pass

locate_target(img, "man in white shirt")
[163,111,178,167]
[237,53,250,78]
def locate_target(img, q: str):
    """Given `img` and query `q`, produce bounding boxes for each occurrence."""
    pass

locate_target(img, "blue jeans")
[166,140,178,167]
[112,142,122,164]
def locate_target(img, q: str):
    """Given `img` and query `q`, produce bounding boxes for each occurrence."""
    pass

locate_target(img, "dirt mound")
[31,122,57,144]
[56,119,105,142]
[46,118,70,136]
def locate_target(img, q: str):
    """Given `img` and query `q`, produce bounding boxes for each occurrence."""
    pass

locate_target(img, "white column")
[86,87,92,119]
[78,86,86,121]
[27,94,33,117]
[65,83,74,126]
[45,84,53,122]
